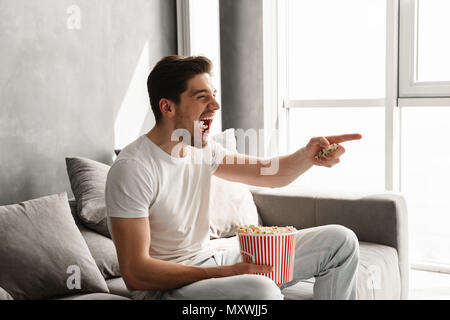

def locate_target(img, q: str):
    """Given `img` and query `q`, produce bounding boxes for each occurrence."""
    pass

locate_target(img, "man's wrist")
[293,147,314,168]
[200,265,235,279]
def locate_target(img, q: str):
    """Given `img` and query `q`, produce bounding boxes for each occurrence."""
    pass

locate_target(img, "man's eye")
[198,96,206,99]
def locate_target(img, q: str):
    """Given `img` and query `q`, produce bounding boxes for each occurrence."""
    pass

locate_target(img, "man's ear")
[159,98,176,119]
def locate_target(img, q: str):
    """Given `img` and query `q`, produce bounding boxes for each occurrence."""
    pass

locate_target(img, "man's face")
[174,73,220,148]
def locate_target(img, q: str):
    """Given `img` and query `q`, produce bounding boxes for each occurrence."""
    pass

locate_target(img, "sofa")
[0,128,409,300]
[0,184,408,300]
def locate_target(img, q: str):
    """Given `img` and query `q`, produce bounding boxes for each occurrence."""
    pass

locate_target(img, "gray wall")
[219,0,264,155]
[0,0,177,205]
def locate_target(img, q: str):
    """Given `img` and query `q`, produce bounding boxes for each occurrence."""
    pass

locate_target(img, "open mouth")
[199,117,213,136]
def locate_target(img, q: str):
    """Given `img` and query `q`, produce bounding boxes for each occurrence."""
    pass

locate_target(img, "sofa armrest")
[250,185,409,299]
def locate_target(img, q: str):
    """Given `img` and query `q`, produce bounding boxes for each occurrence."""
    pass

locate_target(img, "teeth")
[199,118,213,130]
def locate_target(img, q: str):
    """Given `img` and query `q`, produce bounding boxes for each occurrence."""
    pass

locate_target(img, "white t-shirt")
[105,134,227,265]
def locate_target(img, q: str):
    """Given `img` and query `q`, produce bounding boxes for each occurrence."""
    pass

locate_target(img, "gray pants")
[139,224,359,300]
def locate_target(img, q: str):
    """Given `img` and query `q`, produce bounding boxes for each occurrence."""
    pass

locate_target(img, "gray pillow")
[0,193,110,299]
[68,199,120,279]
[78,224,121,279]
[66,157,111,238]
[0,287,13,300]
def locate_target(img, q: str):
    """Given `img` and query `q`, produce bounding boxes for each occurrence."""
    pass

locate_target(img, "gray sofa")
[46,185,408,300]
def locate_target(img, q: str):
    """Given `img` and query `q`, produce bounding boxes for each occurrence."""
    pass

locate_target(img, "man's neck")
[145,125,188,158]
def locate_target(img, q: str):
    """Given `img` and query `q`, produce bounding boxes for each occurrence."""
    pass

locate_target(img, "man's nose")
[208,96,220,111]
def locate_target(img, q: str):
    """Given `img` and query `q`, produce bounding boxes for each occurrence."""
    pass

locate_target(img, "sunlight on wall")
[114,41,151,149]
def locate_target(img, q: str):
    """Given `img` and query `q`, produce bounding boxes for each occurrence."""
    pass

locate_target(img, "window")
[416,1,450,82]
[287,107,385,191]
[283,0,386,191]
[399,0,450,97]
[287,0,386,100]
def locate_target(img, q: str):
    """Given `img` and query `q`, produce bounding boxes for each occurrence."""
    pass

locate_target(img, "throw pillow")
[68,199,120,279]
[0,193,109,299]
[209,129,260,239]
[78,224,121,279]
[65,156,110,237]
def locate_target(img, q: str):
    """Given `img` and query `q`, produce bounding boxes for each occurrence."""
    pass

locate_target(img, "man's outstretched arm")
[214,133,362,188]
[110,216,273,291]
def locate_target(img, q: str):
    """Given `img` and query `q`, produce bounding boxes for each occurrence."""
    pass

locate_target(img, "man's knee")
[326,225,359,259]
[236,275,284,300]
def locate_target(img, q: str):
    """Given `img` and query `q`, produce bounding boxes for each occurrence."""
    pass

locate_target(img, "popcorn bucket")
[237,232,297,286]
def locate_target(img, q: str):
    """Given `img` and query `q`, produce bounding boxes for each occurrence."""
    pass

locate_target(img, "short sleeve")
[208,140,228,174]
[105,159,154,218]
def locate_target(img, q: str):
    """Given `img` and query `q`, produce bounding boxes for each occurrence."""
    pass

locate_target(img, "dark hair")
[147,55,212,123]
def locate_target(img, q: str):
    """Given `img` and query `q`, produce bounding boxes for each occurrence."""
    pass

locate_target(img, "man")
[105,55,362,300]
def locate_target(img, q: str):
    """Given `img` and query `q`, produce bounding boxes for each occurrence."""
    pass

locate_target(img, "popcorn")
[236,224,297,235]
[315,143,338,159]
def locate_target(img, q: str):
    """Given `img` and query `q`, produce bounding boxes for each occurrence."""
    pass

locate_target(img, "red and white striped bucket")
[237,232,296,286]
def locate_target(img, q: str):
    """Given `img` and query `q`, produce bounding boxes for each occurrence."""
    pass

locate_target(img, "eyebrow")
[190,88,217,97]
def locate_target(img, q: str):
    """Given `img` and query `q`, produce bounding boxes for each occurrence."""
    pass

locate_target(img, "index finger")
[325,133,362,144]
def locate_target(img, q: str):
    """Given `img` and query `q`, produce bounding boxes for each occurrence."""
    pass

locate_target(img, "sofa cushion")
[282,241,401,300]
[65,156,111,238]
[356,241,401,299]
[209,129,260,239]
[0,193,110,299]
[0,286,13,300]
